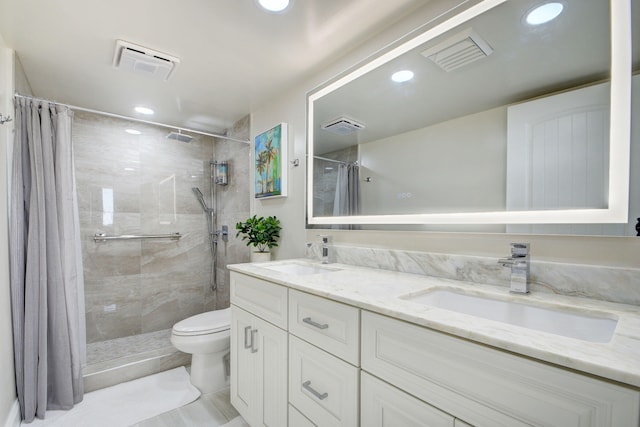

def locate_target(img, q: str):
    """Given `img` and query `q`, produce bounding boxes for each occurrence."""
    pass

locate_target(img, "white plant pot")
[250,251,271,263]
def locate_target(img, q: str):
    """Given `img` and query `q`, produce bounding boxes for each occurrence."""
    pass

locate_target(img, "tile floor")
[131,388,248,427]
[86,331,246,426]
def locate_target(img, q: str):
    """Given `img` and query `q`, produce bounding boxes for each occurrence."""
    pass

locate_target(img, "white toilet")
[171,307,231,394]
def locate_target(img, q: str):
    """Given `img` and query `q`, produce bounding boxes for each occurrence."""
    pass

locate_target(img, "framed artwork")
[254,123,288,199]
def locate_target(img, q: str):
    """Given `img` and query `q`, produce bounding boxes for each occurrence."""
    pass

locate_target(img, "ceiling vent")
[113,40,180,81]
[421,28,493,72]
[321,116,365,135]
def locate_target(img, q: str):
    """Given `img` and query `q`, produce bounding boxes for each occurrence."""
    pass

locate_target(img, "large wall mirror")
[307,0,639,235]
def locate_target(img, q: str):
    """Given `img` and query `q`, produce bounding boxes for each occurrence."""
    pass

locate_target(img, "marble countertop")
[228,259,640,389]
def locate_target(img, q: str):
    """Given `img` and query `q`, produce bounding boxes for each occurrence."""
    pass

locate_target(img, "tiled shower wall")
[74,111,250,344]
[211,115,252,309]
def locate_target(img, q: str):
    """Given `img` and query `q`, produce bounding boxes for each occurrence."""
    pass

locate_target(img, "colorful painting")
[254,123,287,199]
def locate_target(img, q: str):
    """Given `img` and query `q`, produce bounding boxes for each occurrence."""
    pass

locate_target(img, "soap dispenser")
[318,235,330,264]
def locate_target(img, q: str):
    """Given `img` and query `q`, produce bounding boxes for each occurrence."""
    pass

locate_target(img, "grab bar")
[93,232,182,242]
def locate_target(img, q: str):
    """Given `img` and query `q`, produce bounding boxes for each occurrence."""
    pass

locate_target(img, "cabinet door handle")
[244,326,252,349]
[302,380,328,400]
[303,317,329,330]
[250,329,258,353]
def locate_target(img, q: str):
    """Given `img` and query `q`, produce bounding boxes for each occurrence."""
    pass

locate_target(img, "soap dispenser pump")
[318,235,330,264]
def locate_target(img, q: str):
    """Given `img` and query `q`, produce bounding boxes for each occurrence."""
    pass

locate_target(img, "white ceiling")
[0,0,426,134]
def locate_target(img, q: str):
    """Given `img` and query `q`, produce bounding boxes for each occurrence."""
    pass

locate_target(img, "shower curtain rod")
[14,93,250,144]
[313,155,357,165]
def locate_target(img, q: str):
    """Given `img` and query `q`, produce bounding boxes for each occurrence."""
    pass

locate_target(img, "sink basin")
[261,263,338,276]
[401,289,617,343]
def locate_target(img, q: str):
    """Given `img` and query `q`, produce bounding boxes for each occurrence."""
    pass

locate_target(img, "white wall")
[251,89,309,259]
[251,1,640,268]
[0,33,18,426]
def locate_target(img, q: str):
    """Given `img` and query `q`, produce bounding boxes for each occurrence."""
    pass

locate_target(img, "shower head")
[192,187,204,198]
[167,130,194,143]
[192,187,209,211]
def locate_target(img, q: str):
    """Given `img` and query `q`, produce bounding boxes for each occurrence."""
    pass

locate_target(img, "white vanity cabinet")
[230,273,288,427]
[361,371,456,427]
[288,290,360,426]
[230,268,640,427]
[289,404,316,427]
[361,311,640,427]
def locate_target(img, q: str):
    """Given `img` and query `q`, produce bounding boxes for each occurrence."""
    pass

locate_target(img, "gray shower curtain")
[333,163,360,217]
[9,98,86,422]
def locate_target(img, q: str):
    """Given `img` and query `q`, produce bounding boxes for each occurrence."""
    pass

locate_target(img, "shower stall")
[73,111,250,390]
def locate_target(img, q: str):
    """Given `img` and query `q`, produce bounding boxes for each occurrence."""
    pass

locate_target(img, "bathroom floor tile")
[131,387,241,427]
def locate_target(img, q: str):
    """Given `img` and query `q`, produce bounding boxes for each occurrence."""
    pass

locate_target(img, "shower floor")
[84,329,190,392]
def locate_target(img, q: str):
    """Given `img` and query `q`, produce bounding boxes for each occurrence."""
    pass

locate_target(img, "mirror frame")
[307,0,631,226]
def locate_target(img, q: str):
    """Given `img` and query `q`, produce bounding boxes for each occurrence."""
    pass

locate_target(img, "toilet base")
[190,349,229,394]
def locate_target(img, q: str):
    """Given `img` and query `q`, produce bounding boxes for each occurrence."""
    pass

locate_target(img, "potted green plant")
[235,215,282,262]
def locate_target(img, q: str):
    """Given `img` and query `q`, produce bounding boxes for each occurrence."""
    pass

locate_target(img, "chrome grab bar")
[302,381,328,400]
[93,232,182,242]
[303,317,329,330]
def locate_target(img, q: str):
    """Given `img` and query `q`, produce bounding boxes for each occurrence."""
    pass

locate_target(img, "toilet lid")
[172,307,231,336]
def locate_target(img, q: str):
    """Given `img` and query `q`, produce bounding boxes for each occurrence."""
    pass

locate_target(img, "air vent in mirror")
[321,116,365,135]
[421,28,493,72]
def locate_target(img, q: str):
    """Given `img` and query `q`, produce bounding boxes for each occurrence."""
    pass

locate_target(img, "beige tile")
[206,389,240,421]
[84,274,142,343]
[76,111,249,342]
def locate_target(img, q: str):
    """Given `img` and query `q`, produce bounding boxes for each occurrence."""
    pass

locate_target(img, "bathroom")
[1,0,640,426]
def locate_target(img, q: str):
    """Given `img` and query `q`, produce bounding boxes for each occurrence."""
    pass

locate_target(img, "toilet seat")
[172,307,231,336]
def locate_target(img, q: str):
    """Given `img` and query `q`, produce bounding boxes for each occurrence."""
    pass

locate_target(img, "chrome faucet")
[498,243,530,294]
[318,235,330,264]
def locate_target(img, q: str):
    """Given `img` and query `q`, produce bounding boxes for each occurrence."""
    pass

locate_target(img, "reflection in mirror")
[308,0,638,235]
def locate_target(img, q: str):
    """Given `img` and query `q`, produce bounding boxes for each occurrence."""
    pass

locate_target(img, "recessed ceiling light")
[525,2,564,25]
[257,0,290,12]
[125,129,141,135]
[134,106,154,115]
[391,70,414,83]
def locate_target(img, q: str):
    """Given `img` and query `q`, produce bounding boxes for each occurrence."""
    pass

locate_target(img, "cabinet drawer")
[289,335,359,427]
[230,272,287,329]
[361,371,455,427]
[289,404,316,427]
[362,311,640,427]
[289,290,360,365]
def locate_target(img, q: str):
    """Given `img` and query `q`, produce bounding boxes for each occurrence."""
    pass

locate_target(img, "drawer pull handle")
[250,329,258,353]
[244,326,252,349]
[303,317,329,330]
[302,380,328,400]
